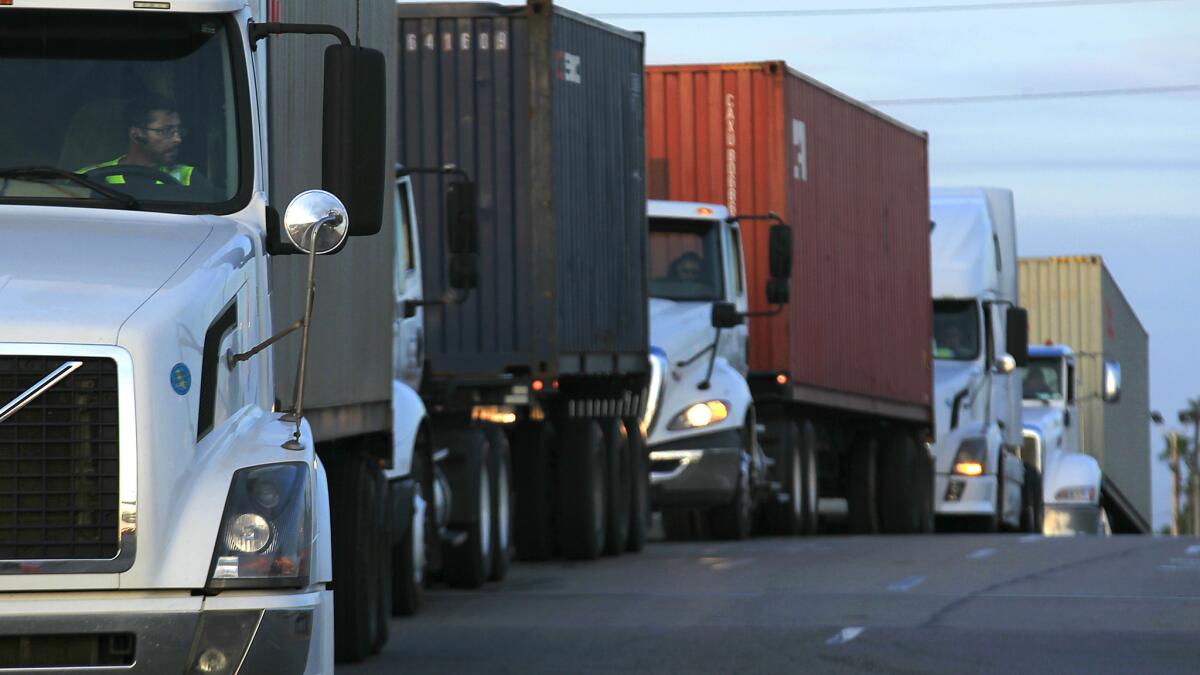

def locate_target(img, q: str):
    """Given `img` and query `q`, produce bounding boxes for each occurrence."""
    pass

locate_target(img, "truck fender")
[1043,450,1101,505]
[385,380,428,481]
[648,355,752,447]
[312,454,334,585]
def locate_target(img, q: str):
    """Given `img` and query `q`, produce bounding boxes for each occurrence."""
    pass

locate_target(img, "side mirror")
[322,44,386,237]
[766,278,790,305]
[446,180,479,290]
[711,302,743,329]
[1006,307,1029,367]
[283,190,349,255]
[768,224,793,280]
[1103,360,1122,403]
[996,354,1017,375]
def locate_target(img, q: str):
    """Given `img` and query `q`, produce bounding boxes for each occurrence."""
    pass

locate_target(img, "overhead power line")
[595,0,1183,20]
[865,83,1200,105]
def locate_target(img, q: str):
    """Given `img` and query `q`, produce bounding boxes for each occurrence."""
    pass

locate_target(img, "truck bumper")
[0,588,332,674]
[1044,504,1104,535]
[935,472,997,516]
[648,430,743,508]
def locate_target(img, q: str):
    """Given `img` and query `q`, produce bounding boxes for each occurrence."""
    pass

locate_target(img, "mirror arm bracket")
[249,22,352,50]
[403,289,470,317]
[742,304,786,318]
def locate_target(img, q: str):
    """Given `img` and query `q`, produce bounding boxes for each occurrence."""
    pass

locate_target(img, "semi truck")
[930,187,1040,532]
[396,1,651,562]
[0,0,415,669]
[644,62,936,535]
[1019,256,1151,533]
[1022,344,1116,535]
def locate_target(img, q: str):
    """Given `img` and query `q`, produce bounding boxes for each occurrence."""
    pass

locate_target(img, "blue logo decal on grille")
[170,363,191,395]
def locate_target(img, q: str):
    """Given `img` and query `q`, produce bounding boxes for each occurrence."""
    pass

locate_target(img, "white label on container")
[443,32,452,52]
[406,34,418,52]
[559,51,582,84]
[480,32,490,51]
[460,32,471,51]
[424,33,435,51]
[793,119,808,182]
[496,31,508,51]
[725,93,738,216]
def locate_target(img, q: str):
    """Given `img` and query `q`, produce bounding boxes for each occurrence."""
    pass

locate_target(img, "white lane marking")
[1160,557,1200,572]
[825,627,864,645]
[1186,544,1200,556]
[1019,534,1043,543]
[887,575,926,592]
[966,547,997,560]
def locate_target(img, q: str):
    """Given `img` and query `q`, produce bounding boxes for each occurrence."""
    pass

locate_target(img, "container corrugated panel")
[397,1,647,382]
[267,0,398,438]
[646,62,932,419]
[1019,256,1151,522]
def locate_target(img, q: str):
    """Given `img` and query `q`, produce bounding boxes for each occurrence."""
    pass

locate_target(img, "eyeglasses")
[141,125,187,139]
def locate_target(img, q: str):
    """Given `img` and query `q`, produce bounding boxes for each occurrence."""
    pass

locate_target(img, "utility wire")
[595,0,1185,20]
[865,83,1200,105]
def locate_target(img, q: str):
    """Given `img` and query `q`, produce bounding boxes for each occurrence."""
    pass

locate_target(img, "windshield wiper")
[0,165,141,210]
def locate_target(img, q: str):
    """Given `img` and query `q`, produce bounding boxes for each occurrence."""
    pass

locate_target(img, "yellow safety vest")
[77,156,194,186]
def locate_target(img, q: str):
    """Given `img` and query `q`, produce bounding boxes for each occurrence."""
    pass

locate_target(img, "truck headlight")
[208,462,311,590]
[953,437,987,476]
[667,400,729,430]
[1054,485,1098,503]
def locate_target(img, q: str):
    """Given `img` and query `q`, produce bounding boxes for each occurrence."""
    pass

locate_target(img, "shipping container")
[268,0,398,441]
[1019,256,1151,528]
[396,1,648,385]
[646,62,932,422]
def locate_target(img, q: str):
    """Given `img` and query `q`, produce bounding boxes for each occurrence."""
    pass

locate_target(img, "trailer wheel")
[709,456,753,540]
[484,426,514,581]
[393,450,428,617]
[557,418,608,560]
[1020,461,1043,534]
[879,433,932,534]
[847,435,880,534]
[325,451,386,663]
[624,418,649,552]
[766,420,818,535]
[442,430,493,588]
[513,422,557,561]
[602,418,632,555]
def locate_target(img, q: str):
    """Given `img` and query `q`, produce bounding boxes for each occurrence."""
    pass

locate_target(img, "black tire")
[325,452,386,663]
[372,476,392,655]
[766,420,818,536]
[442,430,493,588]
[557,418,608,560]
[879,433,933,534]
[709,458,753,540]
[483,427,514,581]
[847,435,880,534]
[392,451,428,617]
[1021,461,1044,534]
[624,418,649,552]
[512,422,557,561]
[662,510,697,541]
[602,419,632,556]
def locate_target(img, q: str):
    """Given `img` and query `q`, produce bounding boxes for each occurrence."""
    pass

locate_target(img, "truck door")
[722,222,749,376]
[394,178,425,391]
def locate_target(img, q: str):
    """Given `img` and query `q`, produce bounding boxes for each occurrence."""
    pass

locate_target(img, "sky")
[426,0,1200,530]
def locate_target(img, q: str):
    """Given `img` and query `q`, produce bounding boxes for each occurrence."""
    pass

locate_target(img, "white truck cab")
[0,2,393,670]
[930,188,1039,532]
[1022,344,1112,535]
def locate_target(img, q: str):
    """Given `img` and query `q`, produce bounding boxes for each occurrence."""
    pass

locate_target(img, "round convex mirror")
[283,190,350,254]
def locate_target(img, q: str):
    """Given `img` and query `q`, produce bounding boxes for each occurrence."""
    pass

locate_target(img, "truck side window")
[982,303,995,367]
[1067,363,1076,403]
[727,227,745,297]
[395,182,415,272]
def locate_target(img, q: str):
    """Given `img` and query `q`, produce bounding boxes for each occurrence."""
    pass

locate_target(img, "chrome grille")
[0,355,120,560]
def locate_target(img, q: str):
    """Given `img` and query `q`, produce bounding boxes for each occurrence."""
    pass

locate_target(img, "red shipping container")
[646,62,932,421]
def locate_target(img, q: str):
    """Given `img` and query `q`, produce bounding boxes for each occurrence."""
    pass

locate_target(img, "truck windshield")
[0,10,245,213]
[1024,357,1064,401]
[933,300,981,361]
[648,217,724,301]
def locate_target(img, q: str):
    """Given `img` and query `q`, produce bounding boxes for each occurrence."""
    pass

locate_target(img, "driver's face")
[678,260,701,281]
[139,110,183,165]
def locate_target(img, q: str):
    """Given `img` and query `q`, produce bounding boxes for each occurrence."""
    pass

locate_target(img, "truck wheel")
[766,420,818,535]
[879,433,930,534]
[513,422,557,561]
[372,474,392,654]
[847,435,880,534]
[662,510,697,540]
[484,426,514,581]
[393,451,429,617]
[325,452,386,663]
[443,430,493,588]
[557,418,608,560]
[1021,461,1044,534]
[709,458,753,540]
[624,418,649,552]
[602,418,632,555]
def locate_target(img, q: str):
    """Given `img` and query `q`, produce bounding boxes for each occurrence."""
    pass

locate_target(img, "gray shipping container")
[397,1,648,384]
[1019,256,1151,526]
[268,0,399,441]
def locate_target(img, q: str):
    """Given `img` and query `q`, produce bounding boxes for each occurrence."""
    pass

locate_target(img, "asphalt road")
[342,533,1200,674]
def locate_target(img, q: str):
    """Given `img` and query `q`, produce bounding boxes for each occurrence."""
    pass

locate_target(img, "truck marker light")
[776,373,788,385]
[954,462,983,476]
[0,1,13,6]
[532,379,544,392]
[697,207,713,216]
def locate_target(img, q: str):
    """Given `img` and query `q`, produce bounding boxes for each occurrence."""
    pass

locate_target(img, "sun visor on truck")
[322,45,386,237]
